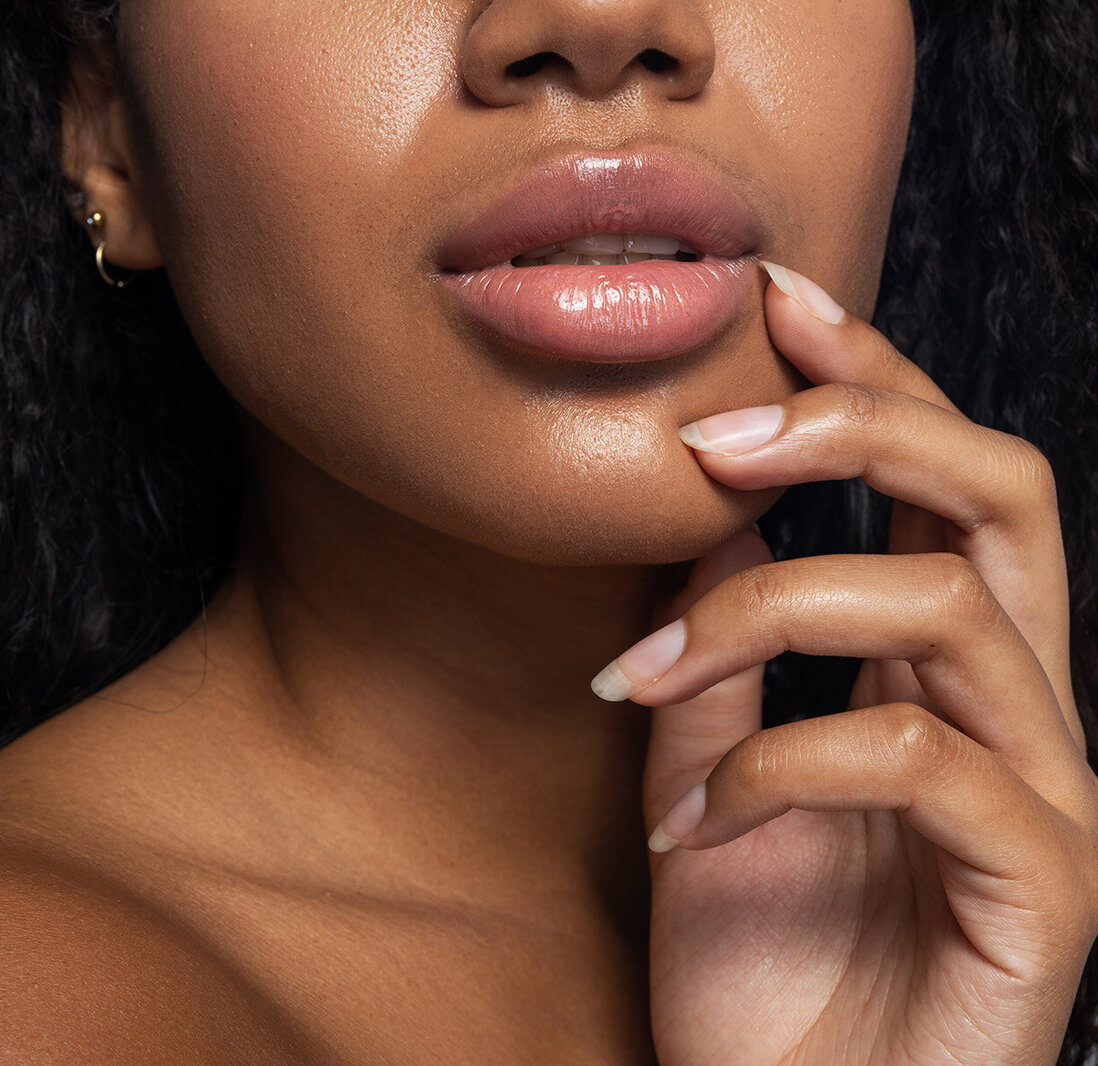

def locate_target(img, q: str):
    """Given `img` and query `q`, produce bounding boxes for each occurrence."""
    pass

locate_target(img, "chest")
[166,876,657,1065]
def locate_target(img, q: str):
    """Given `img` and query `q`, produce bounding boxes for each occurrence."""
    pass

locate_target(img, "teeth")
[515,251,684,266]
[512,232,697,263]
[624,233,681,255]
[562,234,625,255]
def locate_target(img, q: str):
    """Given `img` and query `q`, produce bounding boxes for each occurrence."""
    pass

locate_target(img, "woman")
[2,0,1096,1061]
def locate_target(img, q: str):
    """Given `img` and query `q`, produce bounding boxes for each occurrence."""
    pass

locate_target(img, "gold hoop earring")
[95,242,138,289]
[85,210,138,289]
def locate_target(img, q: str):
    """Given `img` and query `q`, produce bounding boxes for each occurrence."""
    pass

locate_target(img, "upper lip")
[436,146,763,273]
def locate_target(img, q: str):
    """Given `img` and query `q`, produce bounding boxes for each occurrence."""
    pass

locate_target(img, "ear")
[61,35,163,272]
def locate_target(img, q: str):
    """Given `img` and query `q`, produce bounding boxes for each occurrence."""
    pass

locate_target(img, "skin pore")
[1,0,916,1061]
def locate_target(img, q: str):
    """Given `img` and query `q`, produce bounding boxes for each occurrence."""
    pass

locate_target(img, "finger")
[647,703,1098,977]
[654,523,769,624]
[591,552,1084,805]
[679,384,1057,545]
[757,259,961,412]
[741,261,1077,743]
[677,382,1072,703]
[643,528,774,827]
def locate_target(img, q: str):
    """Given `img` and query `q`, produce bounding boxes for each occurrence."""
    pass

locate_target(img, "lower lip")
[436,256,757,363]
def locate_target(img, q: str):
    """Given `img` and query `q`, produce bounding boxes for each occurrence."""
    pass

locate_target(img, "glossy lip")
[435,147,763,272]
[434,147,763,363]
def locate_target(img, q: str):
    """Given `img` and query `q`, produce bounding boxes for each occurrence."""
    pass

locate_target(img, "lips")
[434,147,763,363]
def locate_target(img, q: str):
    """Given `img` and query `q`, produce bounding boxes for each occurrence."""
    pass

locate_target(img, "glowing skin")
[109,0,914,565]
[1,0,926,1062]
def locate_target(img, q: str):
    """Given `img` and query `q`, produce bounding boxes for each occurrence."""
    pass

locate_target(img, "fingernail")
[649,781,707,853]
[759,260,846,325]
[678,404,784,455]
[590,617,686,702]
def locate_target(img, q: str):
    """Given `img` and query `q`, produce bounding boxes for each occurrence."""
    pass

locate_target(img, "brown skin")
[2,0,1094,1062]
[639,287,1098,1063]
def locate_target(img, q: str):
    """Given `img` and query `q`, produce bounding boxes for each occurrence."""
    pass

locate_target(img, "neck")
[218,423,689,926]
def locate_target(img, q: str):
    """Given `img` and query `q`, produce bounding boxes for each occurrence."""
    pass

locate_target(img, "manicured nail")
[759,260,846,325]
[649,781,707,853]
[590,618,686,702]
[679,404,784,455]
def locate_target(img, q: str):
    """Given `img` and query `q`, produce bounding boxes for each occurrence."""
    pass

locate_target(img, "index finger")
[758,259,962,412]
[751,258,1078,745]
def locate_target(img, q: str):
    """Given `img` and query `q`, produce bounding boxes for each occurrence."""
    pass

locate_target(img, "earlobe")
[84,209,138,289]
[60,40,164,273]
[77,160,164,272]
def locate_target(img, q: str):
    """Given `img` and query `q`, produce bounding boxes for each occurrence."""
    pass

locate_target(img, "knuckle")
[1006,435,1058,499]
[965,430,1060,533]
[930,553,999,624]
[726,731,776,793]
[736,564,794,621]
[873,702,954,771]
[829,381,883,430]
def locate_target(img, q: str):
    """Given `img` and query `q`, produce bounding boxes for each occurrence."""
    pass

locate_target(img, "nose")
[460,0,716,106]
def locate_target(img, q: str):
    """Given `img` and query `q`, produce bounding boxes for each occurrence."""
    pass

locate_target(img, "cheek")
[115,1,912,567]
[714,0,915,313]
[120,0,456,303]
[118,1,479,494]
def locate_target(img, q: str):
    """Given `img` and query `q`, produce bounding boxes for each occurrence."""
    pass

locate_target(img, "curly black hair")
[2,0,1097,1058]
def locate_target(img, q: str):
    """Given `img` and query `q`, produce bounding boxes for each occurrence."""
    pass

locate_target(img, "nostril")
[504,51,556,78]
[503,47,679,91]
[460,0,716,107]
[636,48,678,74]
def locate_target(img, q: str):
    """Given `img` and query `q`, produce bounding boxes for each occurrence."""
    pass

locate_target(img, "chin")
[243,387,783,568]
[425,453,782,568]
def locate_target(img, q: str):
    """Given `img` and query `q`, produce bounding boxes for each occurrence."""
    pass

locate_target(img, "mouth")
[434,148,762,364]
[507,232,701,268]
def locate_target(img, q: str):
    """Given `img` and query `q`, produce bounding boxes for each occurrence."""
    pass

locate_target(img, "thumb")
[643,526,775,832]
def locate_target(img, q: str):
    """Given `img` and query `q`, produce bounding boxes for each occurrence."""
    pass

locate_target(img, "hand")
[591,261,1098,1065]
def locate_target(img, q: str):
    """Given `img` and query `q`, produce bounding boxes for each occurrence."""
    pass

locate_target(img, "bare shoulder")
[0,832,311,1066]
[0,617,318,1064]
[0,608,392,1066]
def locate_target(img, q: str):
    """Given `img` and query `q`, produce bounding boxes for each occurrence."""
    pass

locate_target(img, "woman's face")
[115,0,915,565]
